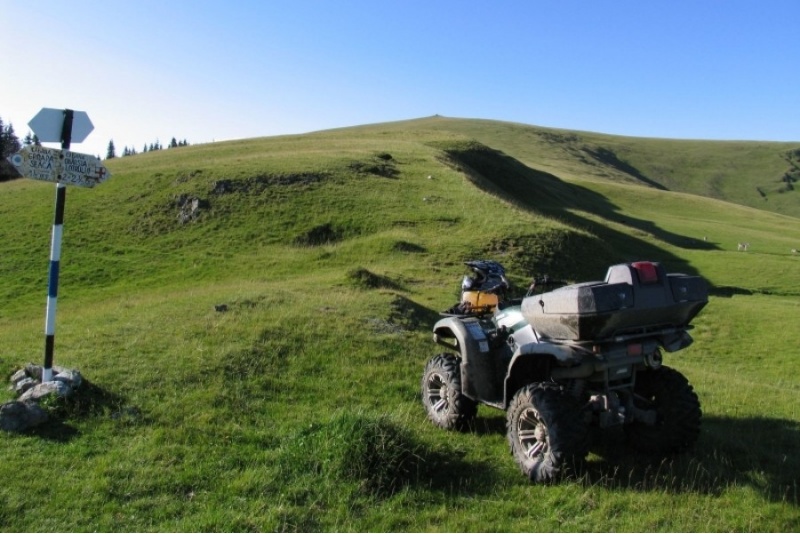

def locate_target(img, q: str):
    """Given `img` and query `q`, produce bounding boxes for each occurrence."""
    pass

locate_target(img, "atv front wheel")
[625,365,702,454]
[507,382,589,483]
[421,353,477,431]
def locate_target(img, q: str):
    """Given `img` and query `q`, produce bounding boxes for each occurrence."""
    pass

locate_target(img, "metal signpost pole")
[42,109,73,383]
[7,107,107,382]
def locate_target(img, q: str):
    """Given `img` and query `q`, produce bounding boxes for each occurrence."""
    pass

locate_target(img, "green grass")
[1,118,798,531]
[372,116,800,217]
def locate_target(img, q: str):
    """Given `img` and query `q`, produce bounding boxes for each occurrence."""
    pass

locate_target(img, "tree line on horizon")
[107,137,190,159]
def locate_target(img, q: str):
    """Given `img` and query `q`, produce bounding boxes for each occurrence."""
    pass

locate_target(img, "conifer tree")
[0,116,22,181]
[106,139,116,159]
[0,118,21,159]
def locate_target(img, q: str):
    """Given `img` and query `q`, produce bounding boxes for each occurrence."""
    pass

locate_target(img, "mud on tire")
[625,365,702,454]
[421,353,477,431]
[507,382,589,483]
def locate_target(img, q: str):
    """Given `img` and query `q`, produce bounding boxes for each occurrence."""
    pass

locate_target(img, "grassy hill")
[360,116,800,218]
[1,117,798,531]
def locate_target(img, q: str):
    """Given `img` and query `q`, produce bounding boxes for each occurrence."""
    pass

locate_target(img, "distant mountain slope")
[331,116,800,218]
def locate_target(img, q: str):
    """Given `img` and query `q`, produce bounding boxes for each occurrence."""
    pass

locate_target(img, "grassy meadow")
[1,117,798,531]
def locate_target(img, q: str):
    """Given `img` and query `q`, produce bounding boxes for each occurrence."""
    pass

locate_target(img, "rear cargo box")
[521,262,708,341]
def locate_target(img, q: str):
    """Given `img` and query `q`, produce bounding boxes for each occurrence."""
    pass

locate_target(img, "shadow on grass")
[582,146,669,191]
[23,419,80,442]
[460,412,798,505]
[435,141,718,279]
[25,380,132,443]
[709,285,754,297]
[411,442,501,496]
[59,380,127,418]
[469,413,507,436]
[388,294,442,332]
[348,267,406,291]
[584,415,800,505]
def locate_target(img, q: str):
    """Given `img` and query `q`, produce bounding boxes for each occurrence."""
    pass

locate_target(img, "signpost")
[8,146,111,188]
[5,108,111,383]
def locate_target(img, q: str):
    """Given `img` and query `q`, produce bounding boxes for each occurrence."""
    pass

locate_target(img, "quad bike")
[421,260,707,482]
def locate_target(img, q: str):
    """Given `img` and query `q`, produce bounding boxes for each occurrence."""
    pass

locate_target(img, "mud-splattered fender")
[432,316,498,402]
[502,341,585,407]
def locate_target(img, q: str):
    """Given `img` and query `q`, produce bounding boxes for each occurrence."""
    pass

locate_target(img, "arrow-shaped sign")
[6,145,111,188]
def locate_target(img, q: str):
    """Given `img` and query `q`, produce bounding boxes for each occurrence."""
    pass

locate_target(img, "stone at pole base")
[0,401,49,432]
[1,363,83,433]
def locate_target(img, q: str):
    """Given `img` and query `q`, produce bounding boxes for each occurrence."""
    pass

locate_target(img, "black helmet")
[461,260,509,294]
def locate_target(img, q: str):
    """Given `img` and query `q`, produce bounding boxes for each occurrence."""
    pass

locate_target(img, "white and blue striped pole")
[42,109,73,383]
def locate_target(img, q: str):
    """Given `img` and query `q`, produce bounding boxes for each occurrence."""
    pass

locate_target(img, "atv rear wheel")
[507,382,589,483]
[625,365,702,454]
[421,353,477,431]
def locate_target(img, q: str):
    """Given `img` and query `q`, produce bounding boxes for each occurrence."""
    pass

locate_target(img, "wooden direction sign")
[28,108,94,144]
[7,145,111,188]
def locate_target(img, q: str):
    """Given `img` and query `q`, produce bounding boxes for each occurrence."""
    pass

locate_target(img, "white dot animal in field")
[792,248,798,255]
[737,242,750,252]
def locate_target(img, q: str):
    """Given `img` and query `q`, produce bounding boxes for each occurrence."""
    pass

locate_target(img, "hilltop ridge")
[312,116,800,218]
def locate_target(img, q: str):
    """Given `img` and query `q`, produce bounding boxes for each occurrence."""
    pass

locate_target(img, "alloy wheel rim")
[426,372,449,414]
[517,407,547,459]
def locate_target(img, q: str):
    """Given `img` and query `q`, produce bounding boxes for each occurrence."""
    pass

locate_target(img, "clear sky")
[3,0,799,158]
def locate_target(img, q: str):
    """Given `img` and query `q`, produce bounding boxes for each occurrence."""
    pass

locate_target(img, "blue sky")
[3,1,799,157]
